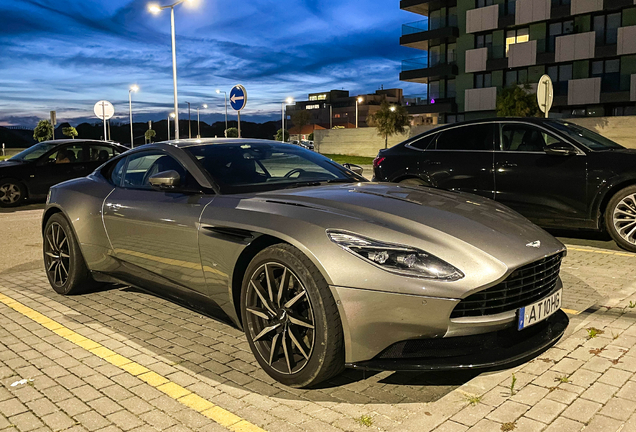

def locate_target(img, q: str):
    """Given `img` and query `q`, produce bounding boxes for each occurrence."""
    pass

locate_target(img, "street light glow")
[357,97,364,103]
[202,104,208,109]
[130,85,139,93]
[286,97,294,104]
[216,89,221,94]
[148,4,162,14]
[390,106,396,112]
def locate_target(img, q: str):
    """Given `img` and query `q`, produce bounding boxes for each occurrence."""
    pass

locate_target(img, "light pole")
[281,97,293,143]
[216,89,228,137]
[324,103,333,129]
[355,97,364,128]
[185,101,192,138]
[148,0,196,140]
[197,104,207,138]
[129,85,139,148]
[168,112,175,140]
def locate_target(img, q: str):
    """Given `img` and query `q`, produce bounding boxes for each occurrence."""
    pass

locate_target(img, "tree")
[145,129,156,143]
[368,101,411,149]
[274,129,290,142]
[497,84,541,117]
[33,120,53,142]
[63,126,78,139]
[308,132,314,141]
[226,127,239,138]
[291,110,311,138]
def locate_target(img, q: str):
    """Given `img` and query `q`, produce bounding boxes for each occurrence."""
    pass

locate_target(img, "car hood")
[250,182,564,266]
[0,159,26,168]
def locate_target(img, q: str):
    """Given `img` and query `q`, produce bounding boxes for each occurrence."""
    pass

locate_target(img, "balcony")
[400,56,458,84]
[404,95,457,114]
[401,19,459,50]
[400,0,457,15]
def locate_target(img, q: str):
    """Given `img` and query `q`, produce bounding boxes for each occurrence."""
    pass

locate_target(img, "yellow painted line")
[567,247,635,258]
[0,290,267,432]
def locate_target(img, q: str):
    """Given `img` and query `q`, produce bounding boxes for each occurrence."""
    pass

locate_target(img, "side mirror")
[342,163,364,176]
[544,143,577,156]
[149,170,181,190]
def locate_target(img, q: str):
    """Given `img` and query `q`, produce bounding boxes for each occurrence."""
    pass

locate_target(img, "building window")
[334,114,341,118]
[475,72,492,88]
[447,43,457,63]
[447,79,457,98]
[548,20,574,52]
[506,28,529,55]
[551,0,571,6]
[448,7,458,27]
[429,81,441,100]
[506,0,516,15]
[477,0,494,7]
[613,106,636,116]
[429,45,443,66]
[309,96,318,101]
[591,59,620,91]
[593,13,621,45]
[306,104,320,110]
[505,69,529,86]
[430,9,443,30]
[547,63,573,95]
[317,94,327,100]
[476,33,494,57]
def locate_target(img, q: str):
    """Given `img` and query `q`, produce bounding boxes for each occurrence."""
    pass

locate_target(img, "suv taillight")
[373,156,385,169]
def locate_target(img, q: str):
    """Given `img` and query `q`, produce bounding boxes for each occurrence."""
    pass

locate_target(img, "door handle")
[497,162,517,168]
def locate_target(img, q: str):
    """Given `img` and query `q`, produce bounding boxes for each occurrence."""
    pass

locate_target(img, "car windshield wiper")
[326,178,357,183]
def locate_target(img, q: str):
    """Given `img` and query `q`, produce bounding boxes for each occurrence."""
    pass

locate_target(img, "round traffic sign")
[537,75,554,115]
[94,101,115,120]
[229,85,247,111]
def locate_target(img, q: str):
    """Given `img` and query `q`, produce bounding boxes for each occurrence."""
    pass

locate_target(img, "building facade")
[400,0,636,121]
[286,89,404,129]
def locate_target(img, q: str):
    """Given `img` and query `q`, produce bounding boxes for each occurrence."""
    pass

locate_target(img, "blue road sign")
[229,85,247,111]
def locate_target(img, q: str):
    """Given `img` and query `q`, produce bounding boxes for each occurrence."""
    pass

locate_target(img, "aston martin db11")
[43,139,568,387]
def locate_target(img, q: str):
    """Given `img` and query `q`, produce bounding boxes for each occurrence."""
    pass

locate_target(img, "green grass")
[355,415,373,427]
[0,156,9,161]
[321,154,375,165]
[465,394,482,406]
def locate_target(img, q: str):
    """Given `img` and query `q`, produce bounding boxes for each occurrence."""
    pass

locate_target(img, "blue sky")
[0,0,427,126]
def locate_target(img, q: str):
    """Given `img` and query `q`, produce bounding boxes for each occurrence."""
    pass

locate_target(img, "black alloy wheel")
[43,213,97,295]
[606,185,636,253]
[241,244,344,388]
[0,179,25,207]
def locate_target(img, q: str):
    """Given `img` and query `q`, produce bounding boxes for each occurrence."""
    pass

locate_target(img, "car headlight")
[327,230,464,281]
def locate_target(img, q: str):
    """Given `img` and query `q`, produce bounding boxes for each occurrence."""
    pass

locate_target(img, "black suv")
[373,118,636,252]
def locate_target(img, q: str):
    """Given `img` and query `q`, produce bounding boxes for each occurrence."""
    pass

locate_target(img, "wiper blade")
[326,178,357,183]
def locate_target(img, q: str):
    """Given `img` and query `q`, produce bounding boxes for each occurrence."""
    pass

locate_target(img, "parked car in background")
[0,139,127,207]
[44,138,567,387]
[299,140,314,151]
[373,118,636,252]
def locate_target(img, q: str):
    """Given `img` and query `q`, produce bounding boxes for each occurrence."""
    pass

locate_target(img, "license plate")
[518,289,562,331]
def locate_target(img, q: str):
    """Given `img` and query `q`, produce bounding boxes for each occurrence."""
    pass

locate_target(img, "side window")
[500,124,561,152]
[88,145,118,162]
[45,144,85,164]
[436,124,494,151]
[110,158,127,186]
[122,153,187,190]
[408,133,437,150]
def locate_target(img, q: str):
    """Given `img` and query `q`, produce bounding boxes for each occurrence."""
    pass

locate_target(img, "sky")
[0,0,427,127]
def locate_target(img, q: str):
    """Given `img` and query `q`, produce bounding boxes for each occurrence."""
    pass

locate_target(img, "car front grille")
[450,252,565,319]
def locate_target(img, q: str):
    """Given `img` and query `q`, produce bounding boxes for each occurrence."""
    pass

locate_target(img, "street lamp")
[185,101,192,138]
[197,104,207,138]
[168,112,175,140]
[216,89,228,137]
[282,97,293,143]
[390,106,397,112]
[355,97,364,128]
[148,0,197,140]
[129,85,139,148]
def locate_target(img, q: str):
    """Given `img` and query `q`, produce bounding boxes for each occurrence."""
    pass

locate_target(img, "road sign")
[94,101,114,120]
[50,111,57,126]
[537,75,554,118]
[229,85,247,111]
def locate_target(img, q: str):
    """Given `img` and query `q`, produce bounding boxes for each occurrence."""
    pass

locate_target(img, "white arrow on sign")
[230,94,244,104]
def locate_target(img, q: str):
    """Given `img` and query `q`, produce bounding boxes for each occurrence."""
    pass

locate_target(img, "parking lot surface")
[1,207,636,431]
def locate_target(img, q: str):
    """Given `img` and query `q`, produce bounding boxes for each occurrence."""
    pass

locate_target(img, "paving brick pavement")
[0,246,635,431]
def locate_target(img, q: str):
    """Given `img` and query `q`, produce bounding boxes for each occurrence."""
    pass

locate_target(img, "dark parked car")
[373,118,636,252]
[0,139,127,207]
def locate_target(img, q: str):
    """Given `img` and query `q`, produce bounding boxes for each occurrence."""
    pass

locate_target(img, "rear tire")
[0,179,26,208]
[240,244,344,388]
[605,185,636,253]
[43,213,98,295]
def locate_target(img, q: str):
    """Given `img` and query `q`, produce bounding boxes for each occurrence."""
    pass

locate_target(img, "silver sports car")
[43,138,568,388]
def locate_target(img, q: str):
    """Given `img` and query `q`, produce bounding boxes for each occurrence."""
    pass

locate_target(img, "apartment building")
[400,0,636,121]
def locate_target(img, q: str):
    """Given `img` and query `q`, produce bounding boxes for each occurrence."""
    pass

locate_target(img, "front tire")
[0,179,26,207]
[43,213,97,295]
[605,185,636,253]
[240,244,344,388]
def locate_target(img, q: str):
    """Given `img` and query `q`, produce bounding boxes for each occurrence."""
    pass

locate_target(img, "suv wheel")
[605,185,636,253]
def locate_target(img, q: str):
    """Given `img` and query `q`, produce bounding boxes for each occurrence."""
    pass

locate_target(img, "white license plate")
[518,289,562,331]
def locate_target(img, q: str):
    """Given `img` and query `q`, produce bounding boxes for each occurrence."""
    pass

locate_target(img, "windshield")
[548,121,624,150]
[185,142,365,194]
[9,142,58,161]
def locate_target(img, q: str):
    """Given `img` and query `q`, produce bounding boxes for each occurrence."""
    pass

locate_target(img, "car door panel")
[494,123,588,228]
[30,144,89,196]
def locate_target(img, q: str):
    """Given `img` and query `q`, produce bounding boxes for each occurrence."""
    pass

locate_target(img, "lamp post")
[128,85,139,148]
[148,0,196,141]
[324,103,333,129]
[355,97,364,128]
[216,89,228,137]
[196,104,207,138]
[168,112,175,140]
[281,97,293,143]
[185,101,192,138]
